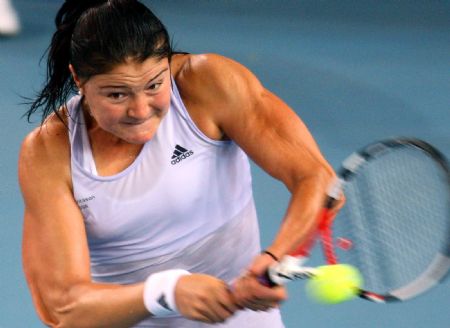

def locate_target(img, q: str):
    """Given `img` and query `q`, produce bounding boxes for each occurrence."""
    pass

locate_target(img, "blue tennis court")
[1,1,449,327]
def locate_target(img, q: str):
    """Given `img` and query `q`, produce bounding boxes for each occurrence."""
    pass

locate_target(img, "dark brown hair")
[26,0,172,124]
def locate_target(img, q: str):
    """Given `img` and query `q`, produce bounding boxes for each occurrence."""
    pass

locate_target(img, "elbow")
[301,165,345,212]
[24,282,78,328]
[318,164,337,195]
[33,303,76,328]
[35,287,86,328]
[51,301,79,328]
[287,162,345,213]
[40,300,78,328]
[288,163,336,196]
[313,163,336,186]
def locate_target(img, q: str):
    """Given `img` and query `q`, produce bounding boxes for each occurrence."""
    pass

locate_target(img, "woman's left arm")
[186,54,336,259]
[179,53,337,309]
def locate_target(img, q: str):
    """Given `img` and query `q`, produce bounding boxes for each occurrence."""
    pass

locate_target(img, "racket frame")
[266,137,450,303]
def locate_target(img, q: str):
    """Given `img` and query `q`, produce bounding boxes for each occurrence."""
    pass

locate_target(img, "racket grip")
[258,270,278,287]
[262,255,310,286]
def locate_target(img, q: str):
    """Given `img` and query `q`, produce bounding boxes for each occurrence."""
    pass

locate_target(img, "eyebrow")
[99,67,169,90]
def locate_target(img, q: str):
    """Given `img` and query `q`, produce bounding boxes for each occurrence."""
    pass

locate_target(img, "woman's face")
[75,56,171,144]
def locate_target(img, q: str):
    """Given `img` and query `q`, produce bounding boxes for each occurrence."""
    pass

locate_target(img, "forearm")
[51,282,148,328]
[267,169,335,258]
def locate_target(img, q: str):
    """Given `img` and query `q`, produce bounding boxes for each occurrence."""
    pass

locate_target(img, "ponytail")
[25,0,107,124]
[26,0,172,125]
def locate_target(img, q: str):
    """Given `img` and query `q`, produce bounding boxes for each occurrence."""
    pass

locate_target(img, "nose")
[127,94,151,120]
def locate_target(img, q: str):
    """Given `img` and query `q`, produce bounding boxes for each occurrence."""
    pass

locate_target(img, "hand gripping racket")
[263,137,450,303]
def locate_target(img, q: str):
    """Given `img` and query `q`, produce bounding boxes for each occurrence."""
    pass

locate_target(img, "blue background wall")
[1,1,449,327]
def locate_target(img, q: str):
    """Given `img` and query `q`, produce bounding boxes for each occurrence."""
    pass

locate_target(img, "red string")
[319,209,338,264]
[289,207,338,262]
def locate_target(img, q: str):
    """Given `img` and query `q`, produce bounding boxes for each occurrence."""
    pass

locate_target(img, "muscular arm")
[19,122,148,328]
[174,54,338,310]
[20,115,238,327]
[177,54,336,259]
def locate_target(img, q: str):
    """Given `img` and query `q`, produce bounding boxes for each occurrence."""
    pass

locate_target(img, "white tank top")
[68,79,261,280]
[67,80,286,328]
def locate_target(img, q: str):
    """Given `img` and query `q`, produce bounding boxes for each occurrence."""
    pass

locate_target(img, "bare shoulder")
[175,53,252,79]
[173,53,263,107]
[20,113,70,165]
[170,53,264,140]
[19,113,71,194]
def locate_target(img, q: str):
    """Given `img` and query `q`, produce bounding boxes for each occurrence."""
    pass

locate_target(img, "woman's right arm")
[19,122,151,328]
[19,120,236,327]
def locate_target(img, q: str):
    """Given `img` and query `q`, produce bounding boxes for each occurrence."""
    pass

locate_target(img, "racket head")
[328,138,450,303]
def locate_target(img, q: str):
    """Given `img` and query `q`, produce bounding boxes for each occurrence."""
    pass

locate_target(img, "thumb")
[247,252,279,276]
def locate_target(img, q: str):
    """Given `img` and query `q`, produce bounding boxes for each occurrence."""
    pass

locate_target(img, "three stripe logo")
[171,144,194,165]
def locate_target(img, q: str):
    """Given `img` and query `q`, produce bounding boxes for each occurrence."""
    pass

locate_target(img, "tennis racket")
[263,137,450,303]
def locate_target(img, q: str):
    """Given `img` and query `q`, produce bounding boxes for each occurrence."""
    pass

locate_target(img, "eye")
[147,82,163,91]
[107,92,126,100]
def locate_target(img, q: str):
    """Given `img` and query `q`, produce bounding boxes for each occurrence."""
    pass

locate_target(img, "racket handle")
[263,256,317,286]
[258,270,278,287]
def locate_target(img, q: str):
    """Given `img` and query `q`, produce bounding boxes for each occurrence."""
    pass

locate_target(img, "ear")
[69,64,83,91]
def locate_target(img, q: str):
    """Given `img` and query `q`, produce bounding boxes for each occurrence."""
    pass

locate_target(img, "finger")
[240,274,287,302]
[242,302,275,312]
[253,285,287,303]
[213,283,239,314]
[247,254,278,276]
[197,302,232,324]
[222,289,241,313]
[231,276,254,308]
[192,312,216,324]
[241,297,280,310]
[198,287,237,323]
[242,301,267,312]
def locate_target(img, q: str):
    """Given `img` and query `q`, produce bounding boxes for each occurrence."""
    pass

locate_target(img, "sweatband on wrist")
[143,269,191,317]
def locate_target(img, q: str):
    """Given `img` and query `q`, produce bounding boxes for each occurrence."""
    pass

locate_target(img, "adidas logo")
[171,144,194,165]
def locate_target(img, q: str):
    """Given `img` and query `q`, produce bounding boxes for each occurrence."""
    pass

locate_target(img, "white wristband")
[143,269,191,317]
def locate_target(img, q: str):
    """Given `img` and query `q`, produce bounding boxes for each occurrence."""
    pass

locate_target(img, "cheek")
[154,85,172,112]
[89,101,124,126]
[100,112,122,127]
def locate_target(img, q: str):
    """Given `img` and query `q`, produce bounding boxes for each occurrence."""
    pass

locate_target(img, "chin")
[124,131,156,144]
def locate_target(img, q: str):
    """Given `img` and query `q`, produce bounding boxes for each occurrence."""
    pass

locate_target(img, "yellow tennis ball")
[305,264,363,304]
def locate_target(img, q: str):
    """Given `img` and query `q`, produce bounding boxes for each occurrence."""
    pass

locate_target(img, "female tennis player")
[19,1,337,327]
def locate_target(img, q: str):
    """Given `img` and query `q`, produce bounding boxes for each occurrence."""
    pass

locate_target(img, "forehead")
[90,57,169,86]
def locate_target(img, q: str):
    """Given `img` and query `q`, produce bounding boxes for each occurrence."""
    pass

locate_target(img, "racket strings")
[333,146,449,296]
